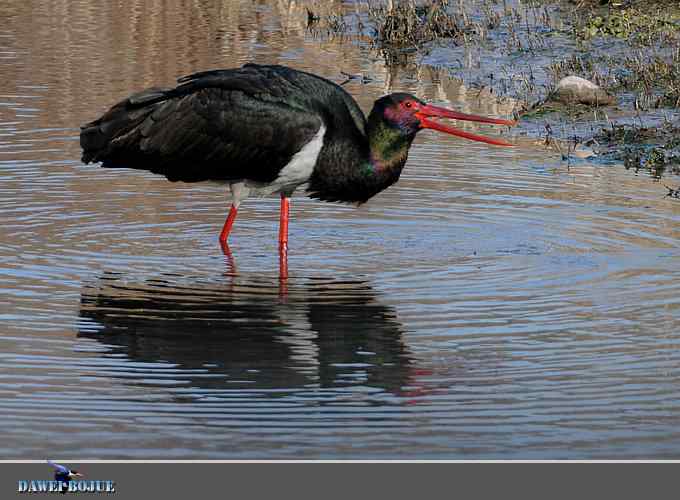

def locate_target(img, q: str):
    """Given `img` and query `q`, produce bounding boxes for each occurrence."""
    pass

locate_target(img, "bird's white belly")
[244,124,327,197]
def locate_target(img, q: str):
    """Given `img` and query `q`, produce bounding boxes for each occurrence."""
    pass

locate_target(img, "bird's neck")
[366,118,414,175]
[307,113,415,203]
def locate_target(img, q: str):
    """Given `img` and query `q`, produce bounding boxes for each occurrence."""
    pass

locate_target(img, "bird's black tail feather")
[79,87,170,166]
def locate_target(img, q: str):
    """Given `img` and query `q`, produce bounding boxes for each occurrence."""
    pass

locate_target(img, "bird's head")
[371,93,515,146]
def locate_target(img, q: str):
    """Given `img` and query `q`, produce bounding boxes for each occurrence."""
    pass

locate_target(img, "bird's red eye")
[404,101,412,108]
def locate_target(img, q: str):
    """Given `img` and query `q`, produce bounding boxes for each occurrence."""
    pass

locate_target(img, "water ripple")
[2,0,680,459]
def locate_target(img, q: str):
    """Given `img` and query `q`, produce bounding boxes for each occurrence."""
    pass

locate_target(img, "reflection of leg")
[219,239,238,275]
[278,276,288,298]
[219,204,238,244]
[278,194,289,281]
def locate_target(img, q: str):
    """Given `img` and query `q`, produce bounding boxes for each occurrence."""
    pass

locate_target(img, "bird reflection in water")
[78,272,431,398]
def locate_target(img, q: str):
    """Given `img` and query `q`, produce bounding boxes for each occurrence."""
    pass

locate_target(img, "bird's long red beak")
[415,104,516,147]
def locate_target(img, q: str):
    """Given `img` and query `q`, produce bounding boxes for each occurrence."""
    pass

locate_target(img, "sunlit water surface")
[1,0,680,459]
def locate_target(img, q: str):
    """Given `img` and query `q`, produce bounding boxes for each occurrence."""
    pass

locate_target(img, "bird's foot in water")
[219,239,238,276]
[279,243,289,281]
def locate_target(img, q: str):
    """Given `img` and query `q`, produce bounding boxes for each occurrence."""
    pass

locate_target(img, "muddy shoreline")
[308,0,680,192]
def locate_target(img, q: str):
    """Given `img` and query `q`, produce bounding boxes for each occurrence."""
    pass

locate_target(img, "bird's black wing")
[178,64,366,137]
[80,67,324,183]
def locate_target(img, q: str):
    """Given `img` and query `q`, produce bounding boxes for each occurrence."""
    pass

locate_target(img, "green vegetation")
[596,122,680,179]
[575,7,678,45]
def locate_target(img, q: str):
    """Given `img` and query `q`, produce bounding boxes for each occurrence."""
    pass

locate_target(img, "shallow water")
[2,0,680,459]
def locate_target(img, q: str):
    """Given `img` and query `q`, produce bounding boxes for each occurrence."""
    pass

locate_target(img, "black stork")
[80,64,514,277]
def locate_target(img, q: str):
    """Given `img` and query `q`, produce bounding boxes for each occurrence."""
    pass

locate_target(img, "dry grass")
[367,0,463,49]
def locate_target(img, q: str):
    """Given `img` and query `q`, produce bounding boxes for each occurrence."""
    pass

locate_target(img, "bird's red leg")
[219,203,238,245]
[279,194,290,280]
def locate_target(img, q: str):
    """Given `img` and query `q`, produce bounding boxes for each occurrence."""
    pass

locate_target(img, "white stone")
[552,76,615,105]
